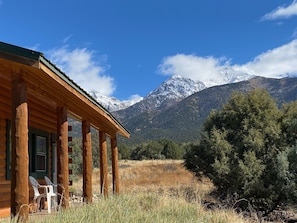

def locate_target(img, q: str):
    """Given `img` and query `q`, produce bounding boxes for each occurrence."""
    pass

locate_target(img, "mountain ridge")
[115,76,297,145]
[90,66,254,113]
[85,70,297,146]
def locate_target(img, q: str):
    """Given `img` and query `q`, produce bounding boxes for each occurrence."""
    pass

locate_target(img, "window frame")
[5,122,49,179]
[29,128,49,178]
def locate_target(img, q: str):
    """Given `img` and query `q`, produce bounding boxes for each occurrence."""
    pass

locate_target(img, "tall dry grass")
[71,160,214,201]
[64,160,251,223]
[27,192,250,223]
[3,160,253,222]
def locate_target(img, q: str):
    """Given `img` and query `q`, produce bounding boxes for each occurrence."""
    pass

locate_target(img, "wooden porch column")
[111,135,120,194]
[82,120,92,203]
[57,106,69,208]
[99,131,108,198]
[10,76,29,220]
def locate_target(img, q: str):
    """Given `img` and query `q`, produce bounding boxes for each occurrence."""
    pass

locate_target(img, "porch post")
[82,120,92,203]
[10,76,29,220]
[111,135,120,194]
[57,106,69,208]
[99,131,108,198]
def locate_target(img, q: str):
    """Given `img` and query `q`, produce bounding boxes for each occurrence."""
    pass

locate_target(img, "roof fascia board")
[39,56,130,137]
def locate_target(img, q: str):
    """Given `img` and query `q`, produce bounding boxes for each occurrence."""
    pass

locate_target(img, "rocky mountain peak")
[90,67,254,113]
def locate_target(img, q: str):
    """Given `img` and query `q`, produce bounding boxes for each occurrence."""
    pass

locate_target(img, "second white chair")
[29,176,56,213]
[44,176,64,211]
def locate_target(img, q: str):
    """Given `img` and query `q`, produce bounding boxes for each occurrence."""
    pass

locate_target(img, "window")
[5,122,49,178]
[29,129,49,177]
[35,135,47,172]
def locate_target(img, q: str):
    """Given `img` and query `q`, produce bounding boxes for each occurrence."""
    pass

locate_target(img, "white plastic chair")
[29,176,47,212]
[44,176,64,211]
[29,176,57,213]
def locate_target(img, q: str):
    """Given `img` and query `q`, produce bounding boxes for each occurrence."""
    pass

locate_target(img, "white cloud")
[47,47,115,96]
[261,0,297,20]
[235,39,297,77]
[158,54,229,83]
[158,39,297,83]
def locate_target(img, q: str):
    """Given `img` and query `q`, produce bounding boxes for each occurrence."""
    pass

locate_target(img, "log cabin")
[0,41,130,220]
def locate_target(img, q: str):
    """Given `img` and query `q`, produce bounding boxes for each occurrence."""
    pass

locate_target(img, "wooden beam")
[57,106,69,208]
[111,136,120,194]
[82,120,92,203]
[99,131,108,198]
[10,75,29,221]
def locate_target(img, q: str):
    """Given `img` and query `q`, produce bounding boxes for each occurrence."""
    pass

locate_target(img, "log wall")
[0,74,11,217]
[0,118,11,218]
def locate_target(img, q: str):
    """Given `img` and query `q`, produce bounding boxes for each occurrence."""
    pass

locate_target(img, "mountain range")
[88,70,297,146]
[91,66,253,113]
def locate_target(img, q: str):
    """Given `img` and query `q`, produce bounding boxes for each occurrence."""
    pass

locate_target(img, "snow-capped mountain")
[144,75,206,109]
[88,91,142,112]
[113,75,210,121]
[90,67,254,112]
[126,67,253,112]
[202,66,254,87]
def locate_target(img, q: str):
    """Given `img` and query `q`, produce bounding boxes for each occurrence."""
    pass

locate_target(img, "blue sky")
[1,1,297,100]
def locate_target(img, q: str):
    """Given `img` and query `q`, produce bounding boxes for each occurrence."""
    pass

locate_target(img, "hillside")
[116,76,297,145]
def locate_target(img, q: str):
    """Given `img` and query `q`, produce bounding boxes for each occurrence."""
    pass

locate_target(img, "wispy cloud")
[261,0,297,21]
[63,35,72,43]
[158,39,297,84]
[292,28,297,38]
[47,46,115,96]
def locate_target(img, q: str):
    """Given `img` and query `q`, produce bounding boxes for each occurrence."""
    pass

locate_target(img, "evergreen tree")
[184,89,297,213]
[160,139,183,159]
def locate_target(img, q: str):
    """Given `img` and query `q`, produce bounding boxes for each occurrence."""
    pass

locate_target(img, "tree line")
[69,136,188,177]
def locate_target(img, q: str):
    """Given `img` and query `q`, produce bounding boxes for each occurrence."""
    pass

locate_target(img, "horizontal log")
[0,153,6,159]
[0,129,6,137]
[0,171,6,179]
[0,108,10,118]
[29,121,56,134]
[29,114,56,132]
[0,94,11,107]
[0,184,10,193]
[0,80,10,92]
[0,162,5,168]
[0,192,10,202]
[29,109,57,125]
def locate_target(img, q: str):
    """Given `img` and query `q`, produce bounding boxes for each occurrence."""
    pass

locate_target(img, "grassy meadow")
[6,160,253,223]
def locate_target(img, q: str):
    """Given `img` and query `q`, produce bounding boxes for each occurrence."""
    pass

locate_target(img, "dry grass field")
[72,159,214,200]
[2,160,253,223]
[66,160,252,223]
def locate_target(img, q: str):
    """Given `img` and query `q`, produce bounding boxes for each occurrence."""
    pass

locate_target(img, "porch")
[0,41,130,221]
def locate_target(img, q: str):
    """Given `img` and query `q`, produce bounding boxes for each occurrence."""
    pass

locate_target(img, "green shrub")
[184,90,297,214]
